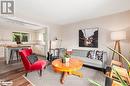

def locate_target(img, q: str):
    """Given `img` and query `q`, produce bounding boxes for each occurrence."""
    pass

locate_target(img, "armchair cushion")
[28,55,38,64]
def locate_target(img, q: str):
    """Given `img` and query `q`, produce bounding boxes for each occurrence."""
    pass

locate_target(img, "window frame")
[12,32,30,42]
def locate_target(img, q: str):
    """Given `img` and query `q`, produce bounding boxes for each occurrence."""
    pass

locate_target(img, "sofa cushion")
[72,49,89,57]
[72,56,103,68]
[85,58,103,67]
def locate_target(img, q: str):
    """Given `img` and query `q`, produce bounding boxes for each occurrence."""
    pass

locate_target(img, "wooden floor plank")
[0,68,24,79]
[0,68,32,86]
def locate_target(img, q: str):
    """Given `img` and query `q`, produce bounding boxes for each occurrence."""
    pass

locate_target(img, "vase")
[65,58,70,63]
[62,58,70,63]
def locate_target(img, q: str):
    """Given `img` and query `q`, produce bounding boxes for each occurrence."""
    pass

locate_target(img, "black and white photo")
[79,28,98,48]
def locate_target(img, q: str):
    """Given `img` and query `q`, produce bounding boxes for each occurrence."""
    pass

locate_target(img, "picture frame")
[79,28,98,48]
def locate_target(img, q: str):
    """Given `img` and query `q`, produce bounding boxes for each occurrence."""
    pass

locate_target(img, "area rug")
[24,66,105,86]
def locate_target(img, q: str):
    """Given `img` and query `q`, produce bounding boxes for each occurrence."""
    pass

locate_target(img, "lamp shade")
[111,31,126,41]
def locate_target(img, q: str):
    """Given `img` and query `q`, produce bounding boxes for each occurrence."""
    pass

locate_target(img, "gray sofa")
[59,48,108,69]
[71,49,108,69]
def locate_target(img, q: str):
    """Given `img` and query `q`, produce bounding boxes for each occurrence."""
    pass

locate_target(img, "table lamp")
[111,31,126,63]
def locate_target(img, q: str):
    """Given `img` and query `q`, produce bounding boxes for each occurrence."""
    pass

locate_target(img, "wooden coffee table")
[52,58,83,84]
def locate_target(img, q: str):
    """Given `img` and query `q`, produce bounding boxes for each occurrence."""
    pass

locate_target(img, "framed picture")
[79,28,98,48]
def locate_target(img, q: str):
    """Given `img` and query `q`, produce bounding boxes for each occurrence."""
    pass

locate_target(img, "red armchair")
[19,49,46,76]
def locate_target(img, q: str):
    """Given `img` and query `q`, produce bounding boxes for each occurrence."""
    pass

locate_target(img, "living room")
[0,0,130,86]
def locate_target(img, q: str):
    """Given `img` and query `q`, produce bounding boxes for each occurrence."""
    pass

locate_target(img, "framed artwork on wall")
[79,27,98,48]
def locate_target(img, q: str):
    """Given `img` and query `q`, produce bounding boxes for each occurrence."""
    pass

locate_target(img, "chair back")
[19,49,32,71]
[22,48,32,55]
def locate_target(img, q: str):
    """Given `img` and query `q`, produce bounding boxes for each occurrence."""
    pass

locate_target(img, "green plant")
[63,50,72,58]
[86,78,102,86]
[62,50,71,63]
[108,47,130,86]
[112,67,128,86]
[109,47,130,75]
[64,51,71,58]
[87,47,130,86]
[87,69,128,86]
[108,47,130,67]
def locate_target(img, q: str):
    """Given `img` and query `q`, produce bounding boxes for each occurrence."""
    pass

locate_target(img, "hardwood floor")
[0,58,23,74]
[0,67,32,86]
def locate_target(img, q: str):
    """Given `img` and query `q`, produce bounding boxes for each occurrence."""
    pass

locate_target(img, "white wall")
[46,24,62,51]
[48,24,62,40]
[0,22,62,57]
[60,10,130,65]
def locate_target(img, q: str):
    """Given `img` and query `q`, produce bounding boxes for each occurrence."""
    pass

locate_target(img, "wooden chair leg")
[9,50,13,64]
[16,51,19,62]
[25,72,28,77]
[44,65,47,69]
[40,70,42,76]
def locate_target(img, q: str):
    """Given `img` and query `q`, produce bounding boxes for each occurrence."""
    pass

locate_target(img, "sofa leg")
[25,72,28,77]
[40,70,42,76]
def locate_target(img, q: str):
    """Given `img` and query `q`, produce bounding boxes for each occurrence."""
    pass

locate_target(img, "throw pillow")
[28,55,38,64]
[95,50,103,62]
[86,50,96,59]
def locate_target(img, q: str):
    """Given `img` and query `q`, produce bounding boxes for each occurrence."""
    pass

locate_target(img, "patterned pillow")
[95,50,103,62]
[86,50,96,59]
[86,50,103,62]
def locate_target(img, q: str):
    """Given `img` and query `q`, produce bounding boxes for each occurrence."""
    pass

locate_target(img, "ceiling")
[15,0,130,25]
[0,16,45,30]
[1,0,130,26]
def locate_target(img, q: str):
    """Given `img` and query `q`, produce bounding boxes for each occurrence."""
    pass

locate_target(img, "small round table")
[52,58,83,84]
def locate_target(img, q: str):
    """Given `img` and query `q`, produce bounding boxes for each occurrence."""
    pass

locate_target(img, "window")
[12,32,29,42]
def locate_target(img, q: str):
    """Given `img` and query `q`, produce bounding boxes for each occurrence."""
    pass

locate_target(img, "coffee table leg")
[60,72,68,84]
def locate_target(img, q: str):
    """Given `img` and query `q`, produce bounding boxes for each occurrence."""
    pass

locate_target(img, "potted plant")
[62,49,73,63]
[86,78,102,86]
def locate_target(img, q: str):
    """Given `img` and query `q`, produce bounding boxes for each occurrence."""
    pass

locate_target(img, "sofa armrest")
[102,52,108,68]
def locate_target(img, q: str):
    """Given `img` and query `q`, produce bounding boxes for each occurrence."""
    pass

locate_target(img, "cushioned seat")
[72,56,103,68]
[30,60,46,70]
